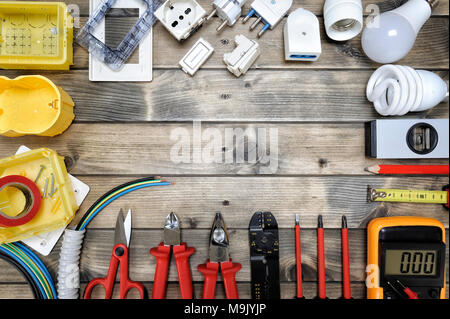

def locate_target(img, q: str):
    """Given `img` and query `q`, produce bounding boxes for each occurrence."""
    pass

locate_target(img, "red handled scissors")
[84,209,145,299]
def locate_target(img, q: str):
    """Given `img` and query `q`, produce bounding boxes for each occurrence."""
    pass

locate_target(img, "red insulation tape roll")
[0,175,42,227]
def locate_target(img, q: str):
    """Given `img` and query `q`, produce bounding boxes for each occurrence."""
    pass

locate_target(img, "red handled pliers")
[198,212,242,299]
[84,209,145,299]
[150,212,195,299]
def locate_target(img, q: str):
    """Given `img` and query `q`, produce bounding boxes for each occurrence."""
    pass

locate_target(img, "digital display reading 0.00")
[385,250,437,276]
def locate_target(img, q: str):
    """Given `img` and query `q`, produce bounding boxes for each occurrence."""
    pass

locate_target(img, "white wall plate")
[89,0,153,82]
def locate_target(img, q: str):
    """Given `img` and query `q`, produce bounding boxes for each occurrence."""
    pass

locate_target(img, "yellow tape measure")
[368,186,449,207]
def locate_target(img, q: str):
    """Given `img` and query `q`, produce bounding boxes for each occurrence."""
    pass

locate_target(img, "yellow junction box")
[0,148,78,244]
[0,75,75,137]
[0,1,73,70]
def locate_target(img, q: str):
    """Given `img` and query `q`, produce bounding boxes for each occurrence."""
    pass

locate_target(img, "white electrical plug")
[367,65,449,116]
[243,0,293,37]
[223,35,260,77]
[284,8,321,61]
[207,0,246,31]
[154,0,206,41]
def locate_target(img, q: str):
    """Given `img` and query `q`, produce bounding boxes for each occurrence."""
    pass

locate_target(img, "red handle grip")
[173,243,195,299]
[150,243,171,299]
[295,225,303,298]
[84,249,120,299]
[115,244,145,299]
[198,261,219,299]
[341,228,351,299]
[221,260,241,299]
[84,278,111,299]
[317,227,326,299]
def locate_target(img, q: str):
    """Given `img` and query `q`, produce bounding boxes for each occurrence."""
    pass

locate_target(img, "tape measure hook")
[368,187,387,202]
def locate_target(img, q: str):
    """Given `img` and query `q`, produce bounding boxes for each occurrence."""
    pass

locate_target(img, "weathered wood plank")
[0,70,448,122]
[16,0,449,17]
[0,282,368,299]
[61,176,450,229]
[66,17,450,70]
[0,123,448,175]
[1,229,448,283]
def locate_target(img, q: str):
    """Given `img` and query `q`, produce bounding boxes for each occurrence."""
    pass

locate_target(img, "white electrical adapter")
[243,0,293,37]
[207,0,246,31]
[284,8,321,61]
[223,35,260,77]
[155,0,206,41]
[179,38,214,76]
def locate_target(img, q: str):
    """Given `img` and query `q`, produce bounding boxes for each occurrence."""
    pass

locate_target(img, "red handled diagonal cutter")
[150,212,195,299]
[84,209,144,299]
[198,212,242,299]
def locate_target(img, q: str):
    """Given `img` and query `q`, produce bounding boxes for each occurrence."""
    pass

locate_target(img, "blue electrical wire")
[0,245,48,298]
[80,182,170,230]
[15,243,57,298]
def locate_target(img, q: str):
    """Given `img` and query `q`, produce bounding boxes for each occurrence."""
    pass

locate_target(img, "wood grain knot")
[318,158,329,168]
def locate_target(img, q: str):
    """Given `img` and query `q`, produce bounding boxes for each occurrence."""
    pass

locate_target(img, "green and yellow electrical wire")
[76,177,170,230]
[0,242,56,299]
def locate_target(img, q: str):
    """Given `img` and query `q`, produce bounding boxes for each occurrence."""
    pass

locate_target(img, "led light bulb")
[361,0,438,64]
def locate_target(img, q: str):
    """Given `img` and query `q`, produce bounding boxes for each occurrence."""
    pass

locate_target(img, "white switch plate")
[89,0,153,82]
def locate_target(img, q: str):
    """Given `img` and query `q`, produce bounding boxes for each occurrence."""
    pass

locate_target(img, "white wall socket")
[155,0,206,41]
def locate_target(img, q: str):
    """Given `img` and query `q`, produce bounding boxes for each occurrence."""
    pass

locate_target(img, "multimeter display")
[385,250,437,276]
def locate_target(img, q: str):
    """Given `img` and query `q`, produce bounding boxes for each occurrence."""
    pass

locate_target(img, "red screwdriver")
[317,215,326,299]
[295,214,304,299]
[341,215,351,299]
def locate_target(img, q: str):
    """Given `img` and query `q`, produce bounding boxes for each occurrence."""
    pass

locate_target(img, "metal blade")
[114,208,128,246]
[209,212,230,263]
[124,209,132,247]
[163,212,181,245]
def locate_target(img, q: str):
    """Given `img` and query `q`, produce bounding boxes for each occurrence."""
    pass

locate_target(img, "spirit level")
[367,217,446,299]
[365,119,449,159]
[368,185,449,209]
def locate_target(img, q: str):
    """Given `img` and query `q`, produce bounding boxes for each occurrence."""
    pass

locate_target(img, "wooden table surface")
[0,0,448,299]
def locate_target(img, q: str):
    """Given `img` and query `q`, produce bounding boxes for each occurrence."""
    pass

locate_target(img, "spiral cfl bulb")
[361,0,437,64]
[367,64,448,116]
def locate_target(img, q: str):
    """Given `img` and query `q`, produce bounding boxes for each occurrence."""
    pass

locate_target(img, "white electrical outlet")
[155,0,206,41]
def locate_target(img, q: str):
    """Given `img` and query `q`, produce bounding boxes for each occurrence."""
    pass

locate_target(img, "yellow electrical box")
[0,148,78,244]
[0,2,73,70]
[0,75,75,137]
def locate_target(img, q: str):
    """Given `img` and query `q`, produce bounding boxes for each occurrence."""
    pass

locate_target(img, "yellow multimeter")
[367,217,446,299]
